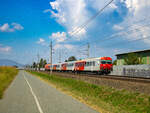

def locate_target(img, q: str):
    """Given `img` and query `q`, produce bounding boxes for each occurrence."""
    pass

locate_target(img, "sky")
[0,0,150,65]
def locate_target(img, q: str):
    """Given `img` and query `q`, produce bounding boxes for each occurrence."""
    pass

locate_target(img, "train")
[45,57,113,75]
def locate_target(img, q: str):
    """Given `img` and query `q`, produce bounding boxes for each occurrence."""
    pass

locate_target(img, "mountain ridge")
[0,59,23,67]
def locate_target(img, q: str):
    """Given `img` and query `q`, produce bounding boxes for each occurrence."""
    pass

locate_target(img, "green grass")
[28,71,150,113]
[0,66,18,99]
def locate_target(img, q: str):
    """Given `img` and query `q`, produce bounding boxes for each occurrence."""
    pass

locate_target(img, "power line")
[49,41,53,74]
[93,22,150,43]
[98,35,150,49]
[66,0,114,42]
[74,20,150,49]
[62,17,150,51]
[83,43,90,58]
[76,28,150,58]
[58,50,62,63]
[37,53,40,71]
[71,0,114,36]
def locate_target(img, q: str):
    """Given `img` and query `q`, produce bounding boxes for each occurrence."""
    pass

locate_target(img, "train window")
[93,61,95,66]
[87,62,89,66]
[80,63,83,67]
[101,61,106,64]
[79,63,81,66]
[89,62,92,66]
[107,61,112,64]
[91,62,93,66]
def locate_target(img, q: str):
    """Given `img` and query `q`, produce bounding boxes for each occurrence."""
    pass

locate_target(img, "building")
[116,49,150,65]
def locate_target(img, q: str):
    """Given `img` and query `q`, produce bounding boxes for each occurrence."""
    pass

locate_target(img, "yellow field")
[0,66,18,99]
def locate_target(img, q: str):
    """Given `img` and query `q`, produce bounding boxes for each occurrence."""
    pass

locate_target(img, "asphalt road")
[0,71,99,113]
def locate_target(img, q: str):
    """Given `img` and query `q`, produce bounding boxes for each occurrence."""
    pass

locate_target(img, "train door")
[94,59,100,71]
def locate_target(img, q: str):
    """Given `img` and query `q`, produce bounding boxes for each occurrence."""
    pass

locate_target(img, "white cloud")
[124,0,150,15]
[0,44,12,53]
[0,23,24,32]
[89,0,117,11]
[116,0,150,44]
[11,23,24,30]
[68,27,86,36]
[54,43,74,50]
[0,23,12,32]
[47,0,117,40]
[113,25,124,31]
[43,9,51,13]
[37,38,46,45]
[64,44,74,50]
[50,32,67,43]
[49,0,87,29]
[50,1,60,11]
[126,25,150,43]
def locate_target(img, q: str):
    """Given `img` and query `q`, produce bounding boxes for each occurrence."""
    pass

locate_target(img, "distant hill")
[0,59,23,67]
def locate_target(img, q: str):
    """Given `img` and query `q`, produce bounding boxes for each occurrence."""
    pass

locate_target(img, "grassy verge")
[0,66,18,99]
[28,71,150,113]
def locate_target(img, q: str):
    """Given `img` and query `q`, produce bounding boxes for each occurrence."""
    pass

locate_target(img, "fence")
[110,65,150,78]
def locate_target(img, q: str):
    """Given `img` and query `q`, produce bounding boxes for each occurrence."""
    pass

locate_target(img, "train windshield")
[101,61,106,64]
[101,60,112,64]
[107,61,112,64]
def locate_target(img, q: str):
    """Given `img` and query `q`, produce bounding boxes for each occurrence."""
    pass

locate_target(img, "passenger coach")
[45,57,113,75]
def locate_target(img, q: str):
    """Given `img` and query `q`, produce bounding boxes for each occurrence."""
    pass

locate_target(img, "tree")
[32,62,37,68]
[43,59,47,66]
[38,58,47,68]
[39,58,43,68]
[32,62,38,70]
[67,56,77,62]
[124,53,143,65]
[39,58,47,68]
[113,60,117,65]
[64,60,68,62]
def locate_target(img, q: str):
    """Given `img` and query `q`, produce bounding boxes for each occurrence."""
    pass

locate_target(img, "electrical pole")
[50,41,53,74]
[87,42,90,58]
[59,50,61,63]
[37,53,40,71]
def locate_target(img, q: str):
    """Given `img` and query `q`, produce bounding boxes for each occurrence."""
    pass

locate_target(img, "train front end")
[100,57,113,74]
[44,64,51,71]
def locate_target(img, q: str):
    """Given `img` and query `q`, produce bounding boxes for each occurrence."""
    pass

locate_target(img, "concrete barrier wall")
[111,65,150,78]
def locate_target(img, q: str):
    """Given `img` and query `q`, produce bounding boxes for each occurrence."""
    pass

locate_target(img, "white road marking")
[23,72,44,113]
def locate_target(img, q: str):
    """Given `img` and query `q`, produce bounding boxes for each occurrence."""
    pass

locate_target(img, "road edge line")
[23,72,44,113]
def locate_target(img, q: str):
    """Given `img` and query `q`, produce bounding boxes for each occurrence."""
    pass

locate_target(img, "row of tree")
[65,56,77,62]
[113,53,143,65]
[32,58,47,69]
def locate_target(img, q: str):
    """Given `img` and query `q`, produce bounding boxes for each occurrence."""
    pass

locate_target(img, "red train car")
[61,63,67,71]
[74,61,86,71]
[44,64,51,71]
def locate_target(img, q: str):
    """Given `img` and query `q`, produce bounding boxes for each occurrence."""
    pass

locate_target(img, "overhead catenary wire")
[105,35,150,48]
[54,1,149,60]
[74,20,150,49]
[76,23,150,58]
[66,0,114,41]
[62,16,150,50]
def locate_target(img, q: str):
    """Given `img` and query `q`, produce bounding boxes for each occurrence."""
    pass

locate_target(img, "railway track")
[41,71,150,84]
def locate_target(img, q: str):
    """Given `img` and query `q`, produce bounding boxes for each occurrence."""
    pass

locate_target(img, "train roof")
[116,49,150,56]
[80,57,112,61]
[46,57,112,66]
